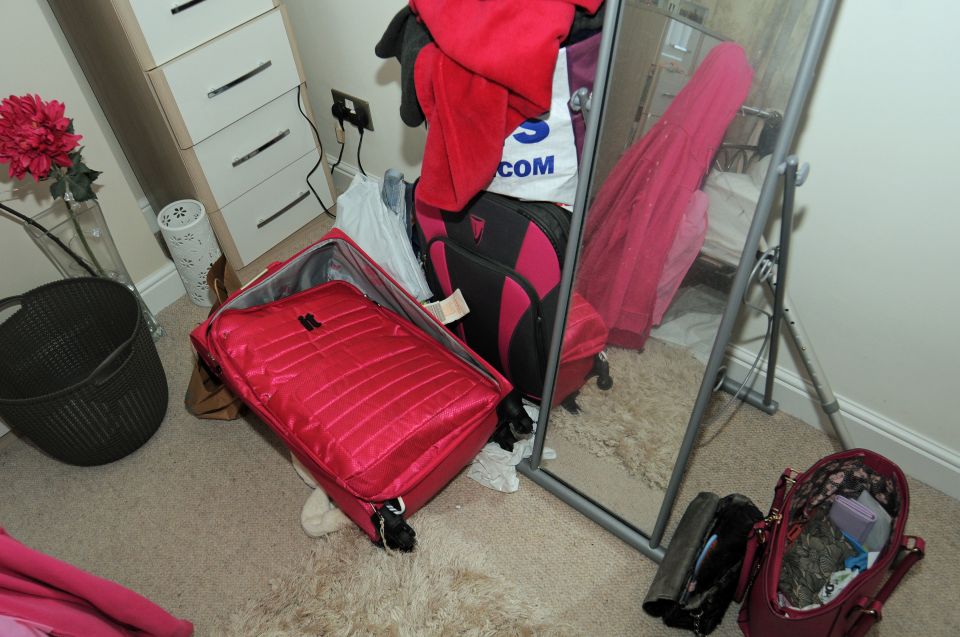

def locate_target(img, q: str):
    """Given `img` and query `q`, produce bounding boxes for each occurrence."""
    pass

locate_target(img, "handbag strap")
[734,468,798,602]
[846,536,925,637]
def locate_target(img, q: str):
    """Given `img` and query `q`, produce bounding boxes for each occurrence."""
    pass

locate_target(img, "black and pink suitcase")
[190,230,531,550]
[416,190,612,407]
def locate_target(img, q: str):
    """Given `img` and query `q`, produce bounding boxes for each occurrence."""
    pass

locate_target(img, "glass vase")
[25,195,164,339]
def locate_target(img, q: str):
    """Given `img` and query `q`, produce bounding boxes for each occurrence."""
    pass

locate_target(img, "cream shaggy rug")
[224,513,573,636]
[548,340,707,490]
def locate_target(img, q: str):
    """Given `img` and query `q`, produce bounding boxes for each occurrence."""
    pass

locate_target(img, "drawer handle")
[208,61,272,99]
[232,129,291,167]
[170,0,209,15]
[257,191,310,229]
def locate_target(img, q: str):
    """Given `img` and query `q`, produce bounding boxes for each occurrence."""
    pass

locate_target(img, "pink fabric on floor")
[0,528,193,637]
[577,42,753,349]
[411,0,603,211]
[652,190,709,326]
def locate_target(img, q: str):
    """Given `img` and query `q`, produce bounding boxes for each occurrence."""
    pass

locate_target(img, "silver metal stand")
[520,0,841,560]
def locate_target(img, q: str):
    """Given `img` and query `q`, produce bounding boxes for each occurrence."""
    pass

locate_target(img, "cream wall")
[728,0,960,495]
[790,0,959,448]
[0,0,168,301]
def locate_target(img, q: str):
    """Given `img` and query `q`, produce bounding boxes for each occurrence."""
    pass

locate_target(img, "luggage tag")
[423,289,470,324]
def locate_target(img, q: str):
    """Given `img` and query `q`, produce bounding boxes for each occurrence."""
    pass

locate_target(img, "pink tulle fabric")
[577,42,753,348]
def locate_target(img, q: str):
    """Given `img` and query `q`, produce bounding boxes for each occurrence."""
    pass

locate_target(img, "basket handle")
[89,337,136,387]
[0,295,23,316]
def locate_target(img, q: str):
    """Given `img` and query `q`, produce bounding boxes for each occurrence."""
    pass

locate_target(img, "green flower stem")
[63,195,105,277]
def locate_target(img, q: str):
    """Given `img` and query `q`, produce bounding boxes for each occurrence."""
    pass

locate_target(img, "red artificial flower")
[0,94,83,182]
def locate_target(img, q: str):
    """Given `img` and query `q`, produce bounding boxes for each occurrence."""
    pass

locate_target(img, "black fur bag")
[643,492,762,635]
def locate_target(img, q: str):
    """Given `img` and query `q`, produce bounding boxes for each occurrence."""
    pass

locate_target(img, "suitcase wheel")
[591,351,614,391]
[372,500,417,552]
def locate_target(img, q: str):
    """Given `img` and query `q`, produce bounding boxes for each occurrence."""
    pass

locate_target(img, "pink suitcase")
[416,190,612,408]
[190,230,531,550]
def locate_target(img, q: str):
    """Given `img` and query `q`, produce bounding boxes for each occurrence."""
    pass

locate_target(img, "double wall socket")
[331,89,374,132]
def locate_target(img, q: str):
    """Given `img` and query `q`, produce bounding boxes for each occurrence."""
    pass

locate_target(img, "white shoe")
[300,485,352,537]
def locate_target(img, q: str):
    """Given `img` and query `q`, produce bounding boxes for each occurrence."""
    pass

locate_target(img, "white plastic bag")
[485,47,579,206]
[334,174,432,300]
[466,403,556,493]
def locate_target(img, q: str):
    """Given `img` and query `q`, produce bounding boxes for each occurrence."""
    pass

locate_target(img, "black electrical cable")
[295,84,335,219]
[356,128,367,177]
[329,137,345,175]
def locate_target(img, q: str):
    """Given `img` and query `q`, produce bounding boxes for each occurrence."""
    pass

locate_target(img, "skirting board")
[724,344,960,500]
[137,259,185,315]
[136,197,185,314]
[139,196,160,234]
[326,155,381,195]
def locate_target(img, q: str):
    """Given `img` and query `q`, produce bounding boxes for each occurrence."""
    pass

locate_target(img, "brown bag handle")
[213,278,228,305]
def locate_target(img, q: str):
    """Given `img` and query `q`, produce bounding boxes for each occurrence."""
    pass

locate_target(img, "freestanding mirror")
[519,0,837,559]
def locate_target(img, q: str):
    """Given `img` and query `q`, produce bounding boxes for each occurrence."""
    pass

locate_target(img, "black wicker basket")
[0,277,168,465]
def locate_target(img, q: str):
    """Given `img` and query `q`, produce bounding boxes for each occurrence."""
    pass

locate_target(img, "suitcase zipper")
[429,238,547,382]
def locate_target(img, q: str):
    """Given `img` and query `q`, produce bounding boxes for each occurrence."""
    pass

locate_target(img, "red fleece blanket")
[0,528,193,636]
[412,0,603,210]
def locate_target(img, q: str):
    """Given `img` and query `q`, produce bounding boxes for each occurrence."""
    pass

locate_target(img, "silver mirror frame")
[518,0,839,561]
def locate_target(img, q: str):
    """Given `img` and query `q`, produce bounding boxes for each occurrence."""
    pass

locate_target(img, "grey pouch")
[858,491,892,552]
[643,492,761,635]
[644,492,720,619]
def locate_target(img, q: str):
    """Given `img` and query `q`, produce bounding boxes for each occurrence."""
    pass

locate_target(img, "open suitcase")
[190,230,531,550]
[416,190,612,407]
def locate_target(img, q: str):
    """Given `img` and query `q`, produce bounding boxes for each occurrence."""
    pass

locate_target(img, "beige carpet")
[548,341,707,490]
[1,297,958,636]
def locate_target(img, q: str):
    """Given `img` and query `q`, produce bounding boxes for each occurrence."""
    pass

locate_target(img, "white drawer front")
[648,69,688,119]
[193,87,316,208]
[127,0,274,68]
[220,151,329,265]
[153,9,300,147]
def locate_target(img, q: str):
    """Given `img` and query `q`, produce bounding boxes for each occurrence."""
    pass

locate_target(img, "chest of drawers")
[49,0,336,272]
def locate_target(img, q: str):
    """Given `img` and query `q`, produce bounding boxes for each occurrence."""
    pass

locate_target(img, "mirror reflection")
[541,0,816,532]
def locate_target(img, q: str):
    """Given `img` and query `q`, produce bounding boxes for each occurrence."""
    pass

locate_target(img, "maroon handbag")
[735,449,925,637]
